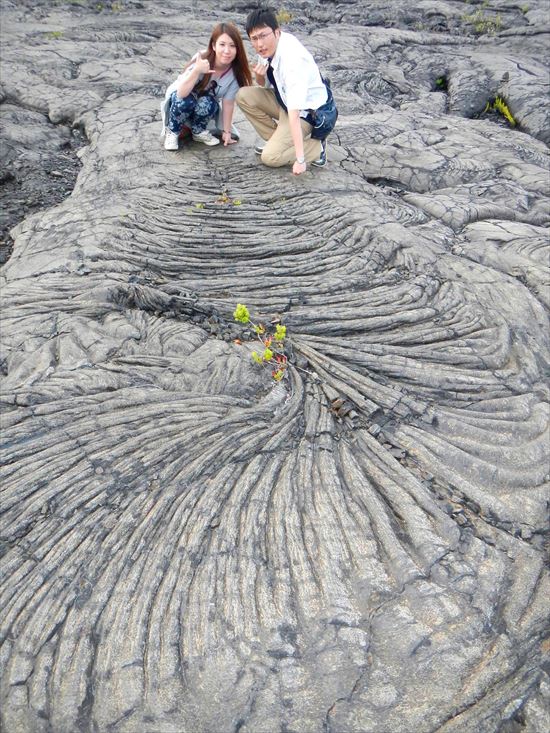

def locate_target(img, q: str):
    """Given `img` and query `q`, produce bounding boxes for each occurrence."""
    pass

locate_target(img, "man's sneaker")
[164,130,179,150]
[192,130,220,146]
[254,143,265,155]
[311,139,327,167]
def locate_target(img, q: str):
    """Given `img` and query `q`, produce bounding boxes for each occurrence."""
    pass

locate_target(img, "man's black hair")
[245,7,279,35]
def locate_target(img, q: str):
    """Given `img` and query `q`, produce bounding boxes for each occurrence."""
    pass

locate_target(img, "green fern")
[494,97,516,126]
[484,97,516,127]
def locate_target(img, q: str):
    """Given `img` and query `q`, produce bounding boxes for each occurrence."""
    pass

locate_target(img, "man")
[236,7,329,175]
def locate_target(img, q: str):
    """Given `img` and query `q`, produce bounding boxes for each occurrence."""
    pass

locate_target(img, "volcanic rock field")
[1,1,549,731]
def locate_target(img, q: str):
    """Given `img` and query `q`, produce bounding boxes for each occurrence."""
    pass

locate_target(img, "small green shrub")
[276,8,293,24]
[234,304,289,381]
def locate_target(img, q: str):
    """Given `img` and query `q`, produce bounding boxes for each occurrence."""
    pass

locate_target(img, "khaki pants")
[236,86,322,167]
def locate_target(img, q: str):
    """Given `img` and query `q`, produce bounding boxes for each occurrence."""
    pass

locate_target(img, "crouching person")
[236,7,337,175]
[161,22,252,150]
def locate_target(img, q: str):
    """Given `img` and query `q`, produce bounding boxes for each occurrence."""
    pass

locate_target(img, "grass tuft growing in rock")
[462,7,502,35]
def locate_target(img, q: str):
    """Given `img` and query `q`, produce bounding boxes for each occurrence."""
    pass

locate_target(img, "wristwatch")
[296,155,306,164]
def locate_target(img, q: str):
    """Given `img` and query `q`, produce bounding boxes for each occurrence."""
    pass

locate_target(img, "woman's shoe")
[192,130,220,146]
[164,130,179,150]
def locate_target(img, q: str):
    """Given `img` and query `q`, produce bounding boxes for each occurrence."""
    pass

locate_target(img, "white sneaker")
[192,130,220,146]
[164,130,179,150]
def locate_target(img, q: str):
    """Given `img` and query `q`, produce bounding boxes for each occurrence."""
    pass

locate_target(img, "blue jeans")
[168,91,219,135]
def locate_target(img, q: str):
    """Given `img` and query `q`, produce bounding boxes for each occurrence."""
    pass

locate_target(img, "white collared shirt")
[268,31,327,116]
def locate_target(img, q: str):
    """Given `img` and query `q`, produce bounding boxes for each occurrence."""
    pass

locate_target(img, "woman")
[161,22,252,150]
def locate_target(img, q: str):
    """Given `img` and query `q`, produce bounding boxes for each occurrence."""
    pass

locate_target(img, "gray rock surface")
[1,1,549,732]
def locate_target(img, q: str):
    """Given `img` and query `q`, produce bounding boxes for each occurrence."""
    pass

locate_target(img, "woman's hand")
[222,131,236,146]
[195,56,214,75]
[176,53,214,97]
[292,160,307,176]
[221,101,236,146]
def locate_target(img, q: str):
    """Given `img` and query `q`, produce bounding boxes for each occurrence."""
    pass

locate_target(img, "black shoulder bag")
[307,77,338,141]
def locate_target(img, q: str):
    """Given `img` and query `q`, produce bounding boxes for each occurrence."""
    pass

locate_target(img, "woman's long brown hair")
[188,22,252,92]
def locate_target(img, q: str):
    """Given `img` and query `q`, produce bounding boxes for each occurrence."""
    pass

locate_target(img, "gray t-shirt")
[167,60,239,102]
[208,66,239,102]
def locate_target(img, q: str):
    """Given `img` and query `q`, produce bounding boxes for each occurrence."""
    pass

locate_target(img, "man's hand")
[288,110,307,175]
[292,160,307,176]
[253,60,267,86]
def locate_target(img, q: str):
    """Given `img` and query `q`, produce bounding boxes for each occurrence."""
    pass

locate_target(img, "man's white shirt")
[268,31,327,116]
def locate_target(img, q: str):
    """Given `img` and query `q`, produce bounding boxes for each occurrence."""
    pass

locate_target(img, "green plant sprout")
[217,189,243,206]
[234,304,288,381]
[462,8,502,35]
[494,97,516,126]
[276,8,294,24]
[484,96,516,127]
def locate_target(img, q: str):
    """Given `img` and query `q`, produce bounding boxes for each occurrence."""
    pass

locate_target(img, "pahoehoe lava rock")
[1,1,549,732]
